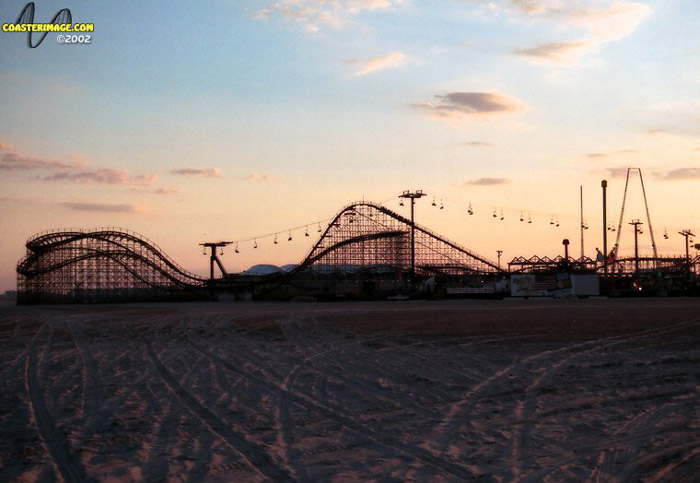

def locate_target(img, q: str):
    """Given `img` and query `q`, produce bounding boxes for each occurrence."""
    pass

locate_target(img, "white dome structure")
[242,264,283,276]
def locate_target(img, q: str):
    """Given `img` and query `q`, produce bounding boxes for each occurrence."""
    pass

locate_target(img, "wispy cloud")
[656,168,700,181]
[463,177,510,186]
[512,41,588,62]
[67,152,92,164]
[0,144,165,194]
[171,168,221,178]
[605,167,630,178]
[60,202,146,213]
[129,186,180,195]
[246,172,272,182]
[1,152,82,171]
[349,51,405,76]
[510,0,544,14]
[459,141,493,147]
[44,168,157,186]
[587,149,638,159]
[152,187,180,194]
[509,1,651,64]
[562,2,651,42]
[414,91,524,119]
[0,196,41,204]
[255,0,403,33]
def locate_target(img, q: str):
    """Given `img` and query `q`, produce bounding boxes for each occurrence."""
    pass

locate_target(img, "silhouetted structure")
[17,228,208,304]
[296,201,499,276]
[15,200,699,303]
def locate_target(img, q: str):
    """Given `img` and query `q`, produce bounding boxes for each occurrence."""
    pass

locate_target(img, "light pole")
[496,250,503,270]
[602,180,608,275]
[399,189,427,289]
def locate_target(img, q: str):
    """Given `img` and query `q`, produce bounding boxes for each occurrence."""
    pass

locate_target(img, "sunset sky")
[1,0,698,291]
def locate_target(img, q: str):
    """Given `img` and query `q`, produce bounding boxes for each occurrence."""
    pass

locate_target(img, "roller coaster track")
[294,201,499,274]
[24,228,202,281]
[17,228,207,303]
[291,230,406,274]
[16,203,501,303]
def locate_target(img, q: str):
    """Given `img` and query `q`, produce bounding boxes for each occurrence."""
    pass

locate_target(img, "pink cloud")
[656,168,700,181]
[512,41,588,62]
[606,167,630,178]
[414,92,524,119]
[0,152,81,171]
[60,202,146,213]
[152,187,179,194]
[587,149,639,159]
[350,51,405,76]
[255,0,402,33]
[0,196,41,204]
[171,167,221,178]
[463,177,510,186]
[460,141,493,147]
[508,2,651,64]
[246,172,272,182]
[44,168,157,186]
[67,152,92,165]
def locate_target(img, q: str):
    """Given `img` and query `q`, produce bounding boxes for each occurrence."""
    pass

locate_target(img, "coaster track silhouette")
[16,202,499,303]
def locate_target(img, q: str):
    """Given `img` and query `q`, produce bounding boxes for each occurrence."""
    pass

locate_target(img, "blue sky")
[1,0,698,290]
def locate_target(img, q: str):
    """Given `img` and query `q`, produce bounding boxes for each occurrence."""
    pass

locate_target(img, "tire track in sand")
[612,441,700,482]
[432,318,700,466]
[279,317,440,420]
[430,336,622,456]
[187,336,475,480]
[143,339,296,482]
[23,339,89,482]
[67,319,101,441]
[511,318,700,482]
[588,369,700,482]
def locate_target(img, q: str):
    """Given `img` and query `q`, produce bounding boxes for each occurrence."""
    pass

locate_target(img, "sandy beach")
[1,298,699,481]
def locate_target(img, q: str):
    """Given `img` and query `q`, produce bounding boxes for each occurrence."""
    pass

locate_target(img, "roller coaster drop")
[16,201,501,304]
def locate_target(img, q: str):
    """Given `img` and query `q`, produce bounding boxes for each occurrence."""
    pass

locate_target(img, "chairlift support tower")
[399,189,427,287]
[200,241,232,280]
